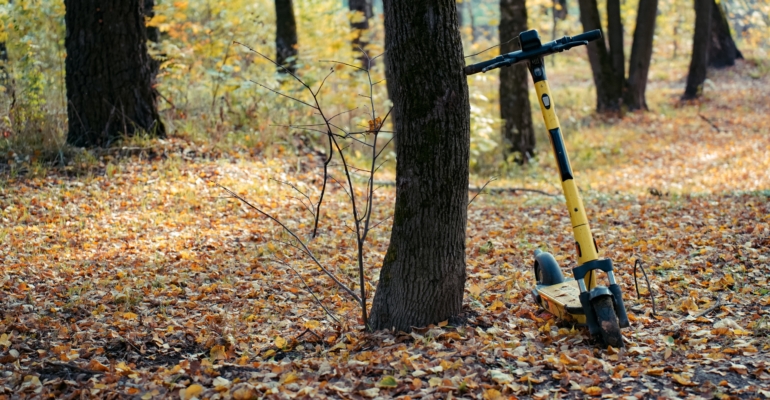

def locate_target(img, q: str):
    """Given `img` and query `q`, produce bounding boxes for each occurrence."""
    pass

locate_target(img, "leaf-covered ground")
[1,65,770,399]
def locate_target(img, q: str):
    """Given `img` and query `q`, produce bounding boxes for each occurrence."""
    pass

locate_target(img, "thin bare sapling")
[220,43,392,330]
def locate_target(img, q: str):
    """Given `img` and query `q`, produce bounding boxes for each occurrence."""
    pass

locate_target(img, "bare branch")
[319,59,367,72]
[265,257,341,324]
[468,177,498,207]
[218,185,362,304]
[315,67,335,96]
[249,80,317,109]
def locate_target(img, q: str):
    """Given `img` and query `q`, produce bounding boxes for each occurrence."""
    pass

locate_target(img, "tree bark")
[274,0,298,73]
[683,0,712,100]
[577,0,621,111]
[499,0,535,163]
[624,0,658,111]
[65,0,165,147]
[349,0,373,68]
[369,0,470,332]
[708,0,742,68]
[606,0,624,104]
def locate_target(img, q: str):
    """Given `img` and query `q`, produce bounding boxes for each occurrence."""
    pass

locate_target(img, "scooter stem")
[527,57,598,290]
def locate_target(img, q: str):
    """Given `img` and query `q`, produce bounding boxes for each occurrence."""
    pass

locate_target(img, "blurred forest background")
[0,0,767,179]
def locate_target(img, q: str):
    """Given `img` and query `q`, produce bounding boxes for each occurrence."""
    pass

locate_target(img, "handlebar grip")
[464,57,502,75]
[571,29,602,43]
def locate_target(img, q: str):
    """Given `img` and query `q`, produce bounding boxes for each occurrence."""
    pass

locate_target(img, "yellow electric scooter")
[465,29,630,348]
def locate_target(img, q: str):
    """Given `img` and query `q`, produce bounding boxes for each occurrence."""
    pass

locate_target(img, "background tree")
[606,0,624,99]
[349,0,373,68]
[577,0,620,111]
[275,0,298,73]
[0,0,11,88]
[369,0,470,331]
[554,0,568,20]
[578,0,659,112]
[499,0,535,163]
[709,0,742,68]
[0,41,7,87]
[624,0,658,110]
[65,0,165,147]
[683,0,713,99]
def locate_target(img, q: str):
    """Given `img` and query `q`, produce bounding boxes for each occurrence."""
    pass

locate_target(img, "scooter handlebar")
[464,29,602,75]
[570,29,602,44]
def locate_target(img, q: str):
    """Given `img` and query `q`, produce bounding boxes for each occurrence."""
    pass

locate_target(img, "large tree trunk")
[577,0,621,111]
[708,0,742,68]
[369,0,470,332]
[65,0,165,147]
[683,0,712,100]
[624,0,658,111]
[349,0,373,68]
[606,0,625,104]
[274,0,298,73]
[499,0,535,163]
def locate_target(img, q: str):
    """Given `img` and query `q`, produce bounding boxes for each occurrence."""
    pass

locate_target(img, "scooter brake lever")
[553,40,589,53]
[481,58,515,73]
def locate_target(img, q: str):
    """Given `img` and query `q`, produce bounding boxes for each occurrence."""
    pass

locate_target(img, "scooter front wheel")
[591,296,623,348]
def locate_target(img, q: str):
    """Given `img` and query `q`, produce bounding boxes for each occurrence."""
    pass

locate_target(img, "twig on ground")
[681,295,723,322]
[698,114,721,132]
[295,327,323,342]
[46,361,102,375]
[477,277,516,297]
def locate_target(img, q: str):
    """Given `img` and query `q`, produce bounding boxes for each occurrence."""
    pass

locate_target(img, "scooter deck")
[537,279,587,324]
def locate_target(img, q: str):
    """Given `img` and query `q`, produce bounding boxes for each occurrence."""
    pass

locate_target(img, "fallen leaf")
[582,386,602,396]
[179,383,204,400]
[372,375,396,388]
[87,359,110,372]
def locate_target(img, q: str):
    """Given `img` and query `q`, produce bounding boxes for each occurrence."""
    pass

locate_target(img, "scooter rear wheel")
[591,296,623,348]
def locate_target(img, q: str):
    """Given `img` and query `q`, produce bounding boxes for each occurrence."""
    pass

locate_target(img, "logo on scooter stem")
[541,94,551,109]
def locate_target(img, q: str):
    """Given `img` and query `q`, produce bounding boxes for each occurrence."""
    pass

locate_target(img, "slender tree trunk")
[349,0,373,68]
[369,0,470,332]
[708,0,742,68]
[144,0,160,82]
[683,0,712,100]
[65,0,165,147]
[500,0,535,163]
[0,0,12,88]
[624,0,658,111]
[577,0,621,111]
[554,0,568,20]
[467,0,477,43]
[274,0,298,73]
[0,41,7,87]
[606,0,625,104]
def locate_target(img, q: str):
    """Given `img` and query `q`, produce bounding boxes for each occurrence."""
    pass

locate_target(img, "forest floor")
[1,61,770,399]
